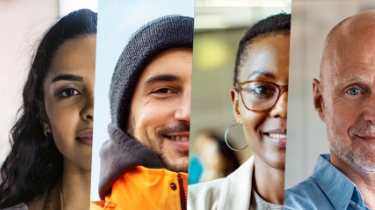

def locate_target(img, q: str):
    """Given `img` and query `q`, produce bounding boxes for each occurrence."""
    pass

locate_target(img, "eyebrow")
[144,74,180,85]
[246,70,275,80]
[51,74,83,83]
[342,75,364,83]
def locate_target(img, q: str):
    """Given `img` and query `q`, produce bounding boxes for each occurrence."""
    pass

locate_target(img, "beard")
[128,116,189,173]
[328,116,375,173]
[155,123,190,173]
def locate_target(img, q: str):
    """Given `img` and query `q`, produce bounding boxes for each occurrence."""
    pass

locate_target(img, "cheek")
[45,101,78,148]
[133,105,169,136]
[238,105,266,143]
[329,99,359,131]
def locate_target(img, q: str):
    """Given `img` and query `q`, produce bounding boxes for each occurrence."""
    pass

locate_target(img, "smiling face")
[128,48,192,173]
[314,13,375,173]
[43,35,95,170]
[232,34,289,170]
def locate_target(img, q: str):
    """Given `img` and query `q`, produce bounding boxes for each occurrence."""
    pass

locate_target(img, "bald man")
[284,10,375,210]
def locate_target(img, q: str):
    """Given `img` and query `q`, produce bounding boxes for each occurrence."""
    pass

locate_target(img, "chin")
[268,157,286,171]
[164,157,189,173]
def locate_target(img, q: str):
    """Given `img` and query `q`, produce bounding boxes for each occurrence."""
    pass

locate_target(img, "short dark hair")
[0,9,97,208]
[233,13,291,86]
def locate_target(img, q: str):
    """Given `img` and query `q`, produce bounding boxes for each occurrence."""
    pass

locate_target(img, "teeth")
[269,133,286,139]
[169,136,189,142]
[181,137,188,142]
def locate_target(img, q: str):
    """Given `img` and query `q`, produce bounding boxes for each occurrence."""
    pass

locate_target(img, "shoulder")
[284,177,317,209]
[284,177,333,210]
[2,193,48,210]
[188,178,225,210]
[1,203,28,210]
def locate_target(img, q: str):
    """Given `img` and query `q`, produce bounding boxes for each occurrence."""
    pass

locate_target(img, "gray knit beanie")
[109,15,194,131]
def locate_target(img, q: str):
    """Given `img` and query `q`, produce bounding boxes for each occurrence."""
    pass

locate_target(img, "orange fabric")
[91,166,188,210]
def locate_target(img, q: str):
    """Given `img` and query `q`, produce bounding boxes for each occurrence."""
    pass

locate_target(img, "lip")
[263,128,286,148]
[164,132,190,151]
[75,130,93,146]
[355,134,375,142]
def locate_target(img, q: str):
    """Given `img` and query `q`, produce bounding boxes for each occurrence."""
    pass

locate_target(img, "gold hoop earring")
[224,123,248,151]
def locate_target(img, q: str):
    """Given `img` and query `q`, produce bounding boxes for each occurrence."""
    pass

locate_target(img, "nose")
[362,93,375,124]
[80,90,94,122]
[174,87,191,124]
[269,90,288,118]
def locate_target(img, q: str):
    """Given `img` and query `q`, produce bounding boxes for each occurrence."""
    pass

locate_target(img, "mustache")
[156,123,190,136]
[349,121,375,137]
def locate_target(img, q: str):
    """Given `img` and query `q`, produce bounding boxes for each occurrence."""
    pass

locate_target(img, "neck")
[330,151,375,209]
[252,155,284,205]
[61,157,91,210]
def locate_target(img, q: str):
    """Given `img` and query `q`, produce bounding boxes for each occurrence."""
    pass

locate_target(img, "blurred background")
[0,0,97,167]
[285,0,375,189]
[189,0,291,184]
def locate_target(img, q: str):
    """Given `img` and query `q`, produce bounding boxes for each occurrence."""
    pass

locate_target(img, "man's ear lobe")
[312,78,325,122]
[231,90,242,123]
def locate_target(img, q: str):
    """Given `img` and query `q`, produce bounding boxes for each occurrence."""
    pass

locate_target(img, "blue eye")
[347,88,360,95]
[59,88,79,97]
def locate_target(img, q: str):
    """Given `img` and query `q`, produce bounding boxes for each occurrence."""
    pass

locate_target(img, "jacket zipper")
[177,173,187,210]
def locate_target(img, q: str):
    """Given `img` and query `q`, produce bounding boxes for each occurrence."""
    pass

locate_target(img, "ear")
[231,90,242,124]
[40,115,51,133]
[312,78,325,122]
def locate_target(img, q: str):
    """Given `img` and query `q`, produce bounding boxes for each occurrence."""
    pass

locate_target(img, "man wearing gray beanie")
[92,15,193,210]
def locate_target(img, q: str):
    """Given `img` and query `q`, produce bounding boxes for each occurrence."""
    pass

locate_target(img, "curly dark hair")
[0,9,97,208]
[233,13,291,86]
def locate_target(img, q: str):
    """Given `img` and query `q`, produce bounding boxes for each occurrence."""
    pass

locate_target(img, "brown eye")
[58,88,79,97]
[152,88,173,94]
[247,82,276,99]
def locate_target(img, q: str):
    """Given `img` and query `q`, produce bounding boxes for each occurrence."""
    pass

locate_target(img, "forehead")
[326,25,375,82]
[239,34,290,81]
[48,35,96,76]
[136,48,193,84]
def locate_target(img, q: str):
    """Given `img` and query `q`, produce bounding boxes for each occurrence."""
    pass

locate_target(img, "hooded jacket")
[91,124,188,210]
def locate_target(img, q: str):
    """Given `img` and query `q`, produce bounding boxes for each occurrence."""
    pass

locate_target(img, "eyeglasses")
[235,80,288,112]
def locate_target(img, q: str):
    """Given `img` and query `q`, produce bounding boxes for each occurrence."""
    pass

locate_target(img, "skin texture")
[313,10,375,209]
[128,48,192,173]
[231,34,289,204]
[43,35,95,209]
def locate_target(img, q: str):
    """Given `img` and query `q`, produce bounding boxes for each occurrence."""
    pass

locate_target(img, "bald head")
[320,10,375,89]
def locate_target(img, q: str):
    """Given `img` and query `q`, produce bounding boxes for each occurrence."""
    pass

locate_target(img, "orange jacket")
[92,125,188,210]
[92,166,187,210]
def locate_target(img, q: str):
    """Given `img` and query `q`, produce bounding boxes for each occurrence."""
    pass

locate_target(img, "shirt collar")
[312,154,367,209]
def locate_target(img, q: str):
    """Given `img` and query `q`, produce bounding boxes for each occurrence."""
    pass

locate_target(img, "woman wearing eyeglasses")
[188,13,290,210]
